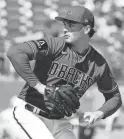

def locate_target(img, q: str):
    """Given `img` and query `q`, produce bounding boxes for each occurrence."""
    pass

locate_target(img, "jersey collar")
[71,45,92,63]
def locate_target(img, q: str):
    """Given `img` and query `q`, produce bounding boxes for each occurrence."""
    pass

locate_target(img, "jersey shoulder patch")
[33,39,48,51]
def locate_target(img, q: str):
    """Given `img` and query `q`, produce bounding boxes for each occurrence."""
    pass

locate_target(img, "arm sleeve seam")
[24,41,37,59]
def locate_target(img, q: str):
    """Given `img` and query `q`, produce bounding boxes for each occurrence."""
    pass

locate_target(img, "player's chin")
[65,38,73,44]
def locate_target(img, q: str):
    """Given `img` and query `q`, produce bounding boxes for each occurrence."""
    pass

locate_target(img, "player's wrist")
[96,110,105,119]
[34,82,46,95]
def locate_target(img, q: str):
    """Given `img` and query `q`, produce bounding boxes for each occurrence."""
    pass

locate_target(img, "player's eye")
[63,22,66,26]
[67,23,75,28]
[69,23,75,28]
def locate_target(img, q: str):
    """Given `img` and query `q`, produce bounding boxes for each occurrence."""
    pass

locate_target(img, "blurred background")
[0,0,124,139]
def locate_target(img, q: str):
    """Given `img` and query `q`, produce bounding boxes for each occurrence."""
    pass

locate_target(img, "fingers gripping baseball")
[83,113,96,125]
[79,111,104,126]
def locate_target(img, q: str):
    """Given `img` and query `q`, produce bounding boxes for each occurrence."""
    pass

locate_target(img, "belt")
[25,104,63,119]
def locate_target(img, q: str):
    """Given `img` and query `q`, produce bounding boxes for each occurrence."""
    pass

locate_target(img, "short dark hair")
[88,28,96,38]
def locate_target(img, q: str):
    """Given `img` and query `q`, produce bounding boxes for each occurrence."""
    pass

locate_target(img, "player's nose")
[63,28,68,34]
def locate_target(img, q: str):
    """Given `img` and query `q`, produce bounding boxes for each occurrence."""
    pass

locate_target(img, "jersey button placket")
[71,51,77,67]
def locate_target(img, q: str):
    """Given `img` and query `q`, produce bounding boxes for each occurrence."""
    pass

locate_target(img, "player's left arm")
[79,62,122,127]
[97,62,122,119]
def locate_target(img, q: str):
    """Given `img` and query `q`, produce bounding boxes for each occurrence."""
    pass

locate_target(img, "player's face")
[63,20,85,44]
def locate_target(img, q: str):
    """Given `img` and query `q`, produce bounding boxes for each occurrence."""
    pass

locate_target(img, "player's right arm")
[7,35,65,94]
[7,41,46,94]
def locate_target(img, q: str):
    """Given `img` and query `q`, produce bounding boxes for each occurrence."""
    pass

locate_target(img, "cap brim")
[55,16,82,24]
[55,16,79,22]
[55,16,68,22]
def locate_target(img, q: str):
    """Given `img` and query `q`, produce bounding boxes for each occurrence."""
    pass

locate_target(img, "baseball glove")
[44,84,80,118]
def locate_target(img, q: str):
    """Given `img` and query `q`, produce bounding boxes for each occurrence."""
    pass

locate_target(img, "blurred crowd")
[0,0,124,82]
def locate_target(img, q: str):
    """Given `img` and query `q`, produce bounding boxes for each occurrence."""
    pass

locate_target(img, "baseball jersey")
[16,34,120,115]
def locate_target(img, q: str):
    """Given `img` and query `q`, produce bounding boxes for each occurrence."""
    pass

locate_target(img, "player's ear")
[84,25,91,35]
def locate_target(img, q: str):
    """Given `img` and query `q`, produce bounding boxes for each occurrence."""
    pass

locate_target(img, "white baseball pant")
[12,98,76,139]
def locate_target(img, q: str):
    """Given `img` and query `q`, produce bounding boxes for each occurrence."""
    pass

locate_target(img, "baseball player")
[7,5,122,139]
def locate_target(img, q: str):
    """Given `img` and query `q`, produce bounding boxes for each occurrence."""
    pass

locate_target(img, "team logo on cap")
[84,19,88,23]
[67,10,72,15]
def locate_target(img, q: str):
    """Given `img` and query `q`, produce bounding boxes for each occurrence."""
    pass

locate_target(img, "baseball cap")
[55,6,94,28]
